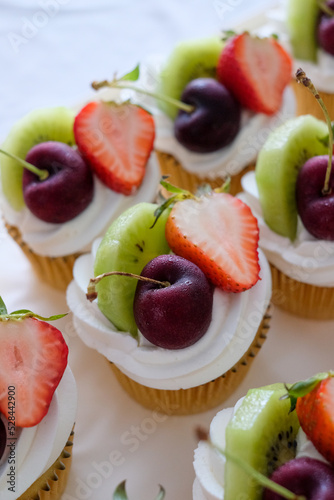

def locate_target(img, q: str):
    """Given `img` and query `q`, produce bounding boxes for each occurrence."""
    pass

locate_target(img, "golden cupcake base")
[156,150,254,196]
[110,307,271,415]
[18,428,74,500]
[270,263,334,320]
[291,79,334,119]
[5,222,80,291]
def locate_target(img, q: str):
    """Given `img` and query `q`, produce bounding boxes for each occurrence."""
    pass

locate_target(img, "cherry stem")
[87,271,170,302]
[0,148,49,181]
[295,68,332,195]
[196,427,306,500]
[318,0,334,17]
[91,79,195,114]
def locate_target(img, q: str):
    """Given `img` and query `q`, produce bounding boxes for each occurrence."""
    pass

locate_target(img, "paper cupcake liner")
[5,222,80,291]
[156,151,254,196]
[17,428,74,500]
[291,79,334,119]
[110,306,271,415]
[270,263,334,320]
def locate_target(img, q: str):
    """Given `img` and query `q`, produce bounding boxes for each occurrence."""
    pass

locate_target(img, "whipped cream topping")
[122,57,296,179]
[0,152,161,257]
[193,396,328,500]
[0,367,76,499]
[261,0,334,93]
[239,171,334,287]
[66,242,271,391]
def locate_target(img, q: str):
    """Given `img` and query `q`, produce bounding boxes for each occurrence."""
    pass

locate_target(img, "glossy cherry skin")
[174,77,241,153]
[23,141,94,223]
[133,254,214,349]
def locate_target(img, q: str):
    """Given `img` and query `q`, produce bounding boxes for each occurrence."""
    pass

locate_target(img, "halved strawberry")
[294,374,334,465]
[165,192,260,292]
[0,317,68,427]
[74,101,155,195]
[217,33,292,115]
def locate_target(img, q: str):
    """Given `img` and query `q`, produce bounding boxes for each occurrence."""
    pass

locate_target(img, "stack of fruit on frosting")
[67,180,272,415]
[239,69,334,319]
[0,90,161,290]
[150,31,294,194]
[269,0,334,117]
[193,371,334,500]
[0,297,76,499]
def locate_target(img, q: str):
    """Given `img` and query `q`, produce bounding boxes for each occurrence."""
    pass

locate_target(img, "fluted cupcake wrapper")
[156,151,254,196]
[5,222,80,291]
[110,306,271,415]
[270,263,334,320]
[17,428,74,500]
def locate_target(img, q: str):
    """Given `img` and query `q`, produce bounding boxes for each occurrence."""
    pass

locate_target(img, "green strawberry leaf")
[0,297,7,315]
[119,64,140,82]
[113,481,127,500]
[281,372,333,412]
[113,480,165,500]
[160,176,191,195]
[0,308,68,322]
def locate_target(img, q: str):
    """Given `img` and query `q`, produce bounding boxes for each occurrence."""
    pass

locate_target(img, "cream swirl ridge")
[239,171,334,287]
[66,244,271,391]
[0,153,160,258]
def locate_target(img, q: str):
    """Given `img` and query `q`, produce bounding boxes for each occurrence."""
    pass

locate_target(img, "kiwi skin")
[287,0,319,63]
[224,384,300,500]
[1,107,75,211]
[158,36,224,120]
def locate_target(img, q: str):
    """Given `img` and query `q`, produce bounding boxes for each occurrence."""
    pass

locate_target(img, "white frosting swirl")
[66,243,271,391]
[123,57,296,179]
[193,397,327,500]
[0,367,76,499]
[0,153,161,258]
[239,171,334,287]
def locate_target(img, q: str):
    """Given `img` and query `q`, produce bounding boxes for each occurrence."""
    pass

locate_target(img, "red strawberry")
[296,375,334,465]
[217,33,292,115]
[0,317,68,427]
[74,101,155,195]
[165,192,260,292]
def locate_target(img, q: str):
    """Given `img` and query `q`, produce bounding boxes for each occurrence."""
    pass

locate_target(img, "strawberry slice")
[0,317,68,427]
[165,192,260,292]
[295,375,334,465]
[217,33,292,115]
[74,101,155,195]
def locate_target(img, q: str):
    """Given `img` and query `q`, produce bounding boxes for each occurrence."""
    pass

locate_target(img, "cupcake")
[239,110,334,319]
[144,32,294,194]
[264,0,334,118]
[67,185,272,415]
[0,93,161,291]
[0,299,77,499]
[193,372,334,499]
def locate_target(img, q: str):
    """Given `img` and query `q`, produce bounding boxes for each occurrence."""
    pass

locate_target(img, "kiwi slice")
[255,115,328,241]
[159,36,224,120]
[1,107,75,211]
[94,202,171,337]
[287,0,319,62]
[224,383,300,500]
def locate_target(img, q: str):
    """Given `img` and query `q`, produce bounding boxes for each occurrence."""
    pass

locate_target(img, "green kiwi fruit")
[94,202,171,337]
[158,36,224,120]
[287,0,319,62]
[255,115,328,241]
[0,107,75,211]
[224,383,300,500]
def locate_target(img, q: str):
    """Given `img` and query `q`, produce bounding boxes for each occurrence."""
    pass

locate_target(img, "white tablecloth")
[1,2,334,499]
